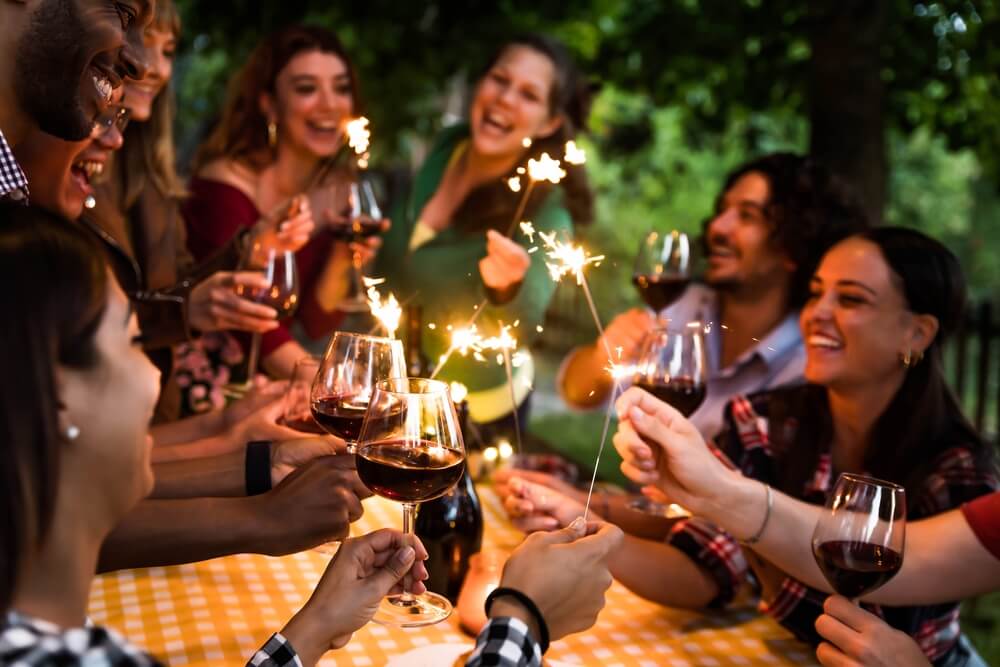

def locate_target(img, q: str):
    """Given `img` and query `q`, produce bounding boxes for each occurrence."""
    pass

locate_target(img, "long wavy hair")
[0,204,108,611]
[193,25,360,174]
[453,33,595,232]
[114,0,185,209]
[768,227,995,501]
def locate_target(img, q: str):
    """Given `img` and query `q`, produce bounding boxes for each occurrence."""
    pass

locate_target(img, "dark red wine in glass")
[328,217,384,242]
[311,394,368,442]
[813,540,903,599]
[357,439,466,503]
[238,283,299,319]
[634,377,706,417]
[812,474,905,601]
[278,415,326,434]
[632,274,690,312]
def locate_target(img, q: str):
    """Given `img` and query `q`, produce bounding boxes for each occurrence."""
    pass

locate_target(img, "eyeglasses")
[93,106,131,133]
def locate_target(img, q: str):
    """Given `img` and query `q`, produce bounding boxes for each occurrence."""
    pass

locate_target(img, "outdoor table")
[89,486,817,666]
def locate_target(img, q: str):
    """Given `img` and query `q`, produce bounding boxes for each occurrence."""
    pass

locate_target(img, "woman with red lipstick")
[183,25,371,391]
[375,34,594,433]
[507,227,997,667]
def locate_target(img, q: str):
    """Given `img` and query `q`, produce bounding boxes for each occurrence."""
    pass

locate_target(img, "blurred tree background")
[172,2,1000,657]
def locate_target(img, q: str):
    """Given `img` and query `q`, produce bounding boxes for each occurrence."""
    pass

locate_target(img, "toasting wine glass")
[633,230,692,317]
[279,356,324,434]
[627,323,707,517]
[310,332,405,453]
[812,474,905,602]
[331,178,385,312]
[224,247,299,398]
[356,377,466,626]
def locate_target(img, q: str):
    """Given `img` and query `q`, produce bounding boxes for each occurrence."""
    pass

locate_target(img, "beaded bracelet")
[484,586,551,654]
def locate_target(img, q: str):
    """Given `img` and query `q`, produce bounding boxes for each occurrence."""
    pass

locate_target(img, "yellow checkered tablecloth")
[88,486,817,666]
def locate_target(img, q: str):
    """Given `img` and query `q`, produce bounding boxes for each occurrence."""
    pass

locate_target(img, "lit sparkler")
[563,140,586,165]
[346,116,371,168]
[363,277,402,338]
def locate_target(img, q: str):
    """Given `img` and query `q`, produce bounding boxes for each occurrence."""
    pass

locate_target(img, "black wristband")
[245,440,273,496]
[484,586,550,654]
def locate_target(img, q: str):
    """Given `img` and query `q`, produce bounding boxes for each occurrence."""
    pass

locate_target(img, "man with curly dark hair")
[558,152,870,439]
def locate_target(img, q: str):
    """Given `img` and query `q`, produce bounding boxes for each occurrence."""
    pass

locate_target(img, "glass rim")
[836,472,905,493]
[330,331,401,345]
[650,320,705,335]
[373,376,450,396]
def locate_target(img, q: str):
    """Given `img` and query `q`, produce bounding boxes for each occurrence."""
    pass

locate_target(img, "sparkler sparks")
[363,277,401,338]
[346,116,371,168]
[537,231,605,285]
[563,140,586,165]
[527,152,566,184]
[506,177,522,193]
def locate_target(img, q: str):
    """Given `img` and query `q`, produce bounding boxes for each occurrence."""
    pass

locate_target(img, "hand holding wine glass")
[633,230,692,315]
[321,178,388,312]
[812,474,905,602]
[310,333,405,453]
[355,378,466,626]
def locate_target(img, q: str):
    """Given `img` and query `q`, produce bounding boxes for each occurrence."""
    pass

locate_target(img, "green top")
[376,124,574,395]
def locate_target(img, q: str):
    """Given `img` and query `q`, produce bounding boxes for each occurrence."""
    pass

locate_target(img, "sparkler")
[363,277,402,338]
[345,116,371,168]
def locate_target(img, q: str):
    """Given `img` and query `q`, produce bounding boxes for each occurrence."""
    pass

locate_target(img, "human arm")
[613,387,1000,605]
[557,308,657,409]
[99,455,369,572]
[466,521,623,667]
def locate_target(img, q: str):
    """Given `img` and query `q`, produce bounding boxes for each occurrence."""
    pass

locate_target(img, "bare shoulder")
[196,159,258,201]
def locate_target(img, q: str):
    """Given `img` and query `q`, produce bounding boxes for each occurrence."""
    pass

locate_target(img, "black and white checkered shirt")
[466,617,542,667]
[0,612,302,667]
[0,129,29,203]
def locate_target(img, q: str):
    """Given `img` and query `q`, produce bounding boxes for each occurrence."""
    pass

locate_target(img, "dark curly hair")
[708,153,870,310]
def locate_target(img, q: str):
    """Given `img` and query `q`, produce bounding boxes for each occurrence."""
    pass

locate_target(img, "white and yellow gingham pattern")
[88,487,817,666]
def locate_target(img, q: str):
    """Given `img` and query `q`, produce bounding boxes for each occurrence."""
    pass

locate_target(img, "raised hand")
[479,229,531,297]
[815,595,931,667]
[187,271,281,333]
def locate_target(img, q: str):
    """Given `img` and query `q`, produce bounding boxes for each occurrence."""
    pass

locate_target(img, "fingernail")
[395,546,415,565]
[569,516,586,533]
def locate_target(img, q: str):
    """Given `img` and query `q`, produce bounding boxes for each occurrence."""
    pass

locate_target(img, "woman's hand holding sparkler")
[480,229,531,303]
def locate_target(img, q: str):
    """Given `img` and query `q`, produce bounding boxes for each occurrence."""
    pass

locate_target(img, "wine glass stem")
[246,332,262,384]
[400,502,417,603]
[352,249,365,294]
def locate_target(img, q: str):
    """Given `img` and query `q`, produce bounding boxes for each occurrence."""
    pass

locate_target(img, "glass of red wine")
[812,473,905,602]
[633,230,692,317]
[224,247,299,398]
[329,178,386,312]
[357,377,466,626]
[279,356,325,434]
[627,323,707,517]
[310,332,405,453]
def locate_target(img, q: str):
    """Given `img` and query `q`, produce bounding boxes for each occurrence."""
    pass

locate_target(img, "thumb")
[368,545,416,595]
[534,516,587,546]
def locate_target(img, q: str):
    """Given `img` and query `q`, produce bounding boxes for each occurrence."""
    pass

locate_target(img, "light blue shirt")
[660,283,805,440]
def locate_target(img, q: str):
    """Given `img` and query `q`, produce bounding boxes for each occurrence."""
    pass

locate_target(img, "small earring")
[900,349,913,368]
[65,425,80,440]
[267,121,278,148]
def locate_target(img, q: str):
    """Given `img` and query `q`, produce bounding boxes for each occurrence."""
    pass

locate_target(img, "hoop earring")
[267,122,278,148]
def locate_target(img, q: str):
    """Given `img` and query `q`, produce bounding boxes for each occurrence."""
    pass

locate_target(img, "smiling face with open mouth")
[469,45,563,160]
[800,237,921,391]
[262,49,355,161]
[12,0,151,141]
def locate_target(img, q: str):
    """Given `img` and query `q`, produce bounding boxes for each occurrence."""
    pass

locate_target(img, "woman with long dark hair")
[375,33,594,434]
[505,227,997,667]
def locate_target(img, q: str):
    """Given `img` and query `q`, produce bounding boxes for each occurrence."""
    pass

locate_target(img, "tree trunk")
[808,1,889,224]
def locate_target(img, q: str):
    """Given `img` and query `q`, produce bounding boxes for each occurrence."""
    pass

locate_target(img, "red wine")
[357,440,465,503]
[329,218,384,241]
[236,284,298,319]
[635,378,706,417]
[632,274,690,312]
[278,414,326,435]
[813,540,903,598]
[311,395,368,441]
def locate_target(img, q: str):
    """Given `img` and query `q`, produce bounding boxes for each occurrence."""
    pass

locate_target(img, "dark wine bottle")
[405,304,430,378]
[415,397,483,604]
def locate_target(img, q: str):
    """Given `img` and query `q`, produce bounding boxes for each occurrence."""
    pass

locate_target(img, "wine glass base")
[625,497,692,520]
[372,591,452,628]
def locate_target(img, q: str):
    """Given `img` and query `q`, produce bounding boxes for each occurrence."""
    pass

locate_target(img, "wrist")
[703,472,762,536]
[280,607,327,667]
[489,598,542,647]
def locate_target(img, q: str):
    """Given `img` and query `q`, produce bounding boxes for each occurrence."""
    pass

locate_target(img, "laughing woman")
[375,34,594,435]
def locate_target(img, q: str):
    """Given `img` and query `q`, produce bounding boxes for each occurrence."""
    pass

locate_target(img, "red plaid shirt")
[665,385,998,666]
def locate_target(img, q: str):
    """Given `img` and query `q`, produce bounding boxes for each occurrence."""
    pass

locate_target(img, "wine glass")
[279,356,324,434]
[811,474,905,602]
[633,230,692,317]
[224,247,299,398]
[310,332,405,453]
[356,377,466,626]
[331,177,385,312]
[626,323,707,517]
